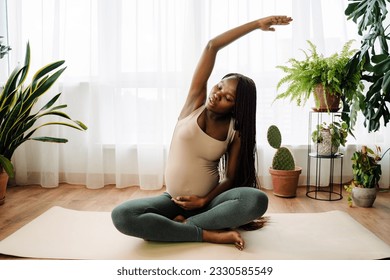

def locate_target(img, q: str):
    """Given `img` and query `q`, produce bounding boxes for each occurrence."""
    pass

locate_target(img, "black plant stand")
[306,111,343,201]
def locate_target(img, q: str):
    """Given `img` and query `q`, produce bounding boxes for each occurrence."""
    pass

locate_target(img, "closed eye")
[225,95,234,102]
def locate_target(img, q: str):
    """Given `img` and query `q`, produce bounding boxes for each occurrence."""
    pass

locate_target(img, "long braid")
[219,73,265,231]
[220,73,258,188]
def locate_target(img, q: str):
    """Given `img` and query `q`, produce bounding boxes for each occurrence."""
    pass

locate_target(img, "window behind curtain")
[8,0,388,190]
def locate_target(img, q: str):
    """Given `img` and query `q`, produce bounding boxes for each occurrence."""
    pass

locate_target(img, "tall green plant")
[344,0,390,133]
[0,43,87,178]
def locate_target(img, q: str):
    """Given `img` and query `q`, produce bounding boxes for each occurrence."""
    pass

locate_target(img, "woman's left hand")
[258,16,293,31]
[172,195,207,210]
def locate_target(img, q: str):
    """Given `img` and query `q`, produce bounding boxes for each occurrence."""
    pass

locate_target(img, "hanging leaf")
[0,154,14,178]
[344,0,390,133]
[373,57,390,74]
[371,54,388,64]
[382,71,390,94]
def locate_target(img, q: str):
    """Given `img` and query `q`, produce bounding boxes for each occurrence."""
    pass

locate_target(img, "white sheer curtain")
[5,0,390,190]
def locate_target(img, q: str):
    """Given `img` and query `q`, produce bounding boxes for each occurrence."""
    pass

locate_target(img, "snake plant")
[0,43,87,178]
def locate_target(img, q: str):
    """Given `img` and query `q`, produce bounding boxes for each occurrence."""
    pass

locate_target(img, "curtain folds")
[5,0,389,190]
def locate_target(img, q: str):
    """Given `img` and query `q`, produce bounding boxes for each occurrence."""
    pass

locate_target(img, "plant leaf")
[0,154,14,178]
[30,136,68,143]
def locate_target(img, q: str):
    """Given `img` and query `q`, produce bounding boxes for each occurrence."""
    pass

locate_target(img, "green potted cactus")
[267,125,302,197]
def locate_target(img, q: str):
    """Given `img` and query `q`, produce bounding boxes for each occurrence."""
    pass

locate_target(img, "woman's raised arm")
[178,15,292,119]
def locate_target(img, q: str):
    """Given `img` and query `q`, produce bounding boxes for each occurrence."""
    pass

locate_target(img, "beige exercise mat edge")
[0,206,389,260]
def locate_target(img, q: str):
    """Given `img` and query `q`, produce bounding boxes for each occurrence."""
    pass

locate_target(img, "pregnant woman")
[112,15,293,250]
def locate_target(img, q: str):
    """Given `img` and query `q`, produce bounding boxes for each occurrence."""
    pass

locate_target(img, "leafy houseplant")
[344,0,390,133]
[344,146,389,207]
[267,125,302,198]
[0,43,87,204]
[311,121,348,156]
[275,40,363,114]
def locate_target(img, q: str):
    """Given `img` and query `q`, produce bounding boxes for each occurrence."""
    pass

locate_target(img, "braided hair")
[220,73,258,188]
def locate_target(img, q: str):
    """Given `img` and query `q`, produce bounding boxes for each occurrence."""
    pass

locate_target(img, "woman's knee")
[256,189,269,215]
[111,194,176,236]
[111,203,132,234]
[241,187,269,217]
[111,201,146,236]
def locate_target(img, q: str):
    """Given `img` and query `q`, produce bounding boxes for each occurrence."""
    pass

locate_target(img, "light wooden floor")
[1,184,389,260]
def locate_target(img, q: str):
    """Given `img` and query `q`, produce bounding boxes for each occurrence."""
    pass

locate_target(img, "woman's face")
[206,76,238,115]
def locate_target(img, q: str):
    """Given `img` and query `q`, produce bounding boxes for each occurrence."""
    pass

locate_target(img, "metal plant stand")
[306,111,343,201]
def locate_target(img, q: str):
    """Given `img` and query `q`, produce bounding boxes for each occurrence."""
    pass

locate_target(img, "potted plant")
[343,0,390,133]
[0,43,87,205]
[344,146,389,207]
[0,36,11,60]
[311,120,348,156]
[275,40,363,114]
[0,36,11,92]
[267,125,302,198]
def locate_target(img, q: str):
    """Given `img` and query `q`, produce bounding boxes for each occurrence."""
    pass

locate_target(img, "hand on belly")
[171,195,207,210]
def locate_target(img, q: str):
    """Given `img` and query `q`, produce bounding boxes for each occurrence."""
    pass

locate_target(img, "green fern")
[275,40,364,113]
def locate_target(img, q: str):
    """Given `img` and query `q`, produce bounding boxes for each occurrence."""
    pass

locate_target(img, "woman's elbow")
[205,39,219,52]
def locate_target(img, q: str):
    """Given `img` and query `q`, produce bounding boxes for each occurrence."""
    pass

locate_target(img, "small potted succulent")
[311,121,348,156]
[0,36,11,60]
[267,125,302,198]
[344,146,389,207]
[0,36,11,90]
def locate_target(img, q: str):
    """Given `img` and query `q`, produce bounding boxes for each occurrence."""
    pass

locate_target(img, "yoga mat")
[0,206,389,260]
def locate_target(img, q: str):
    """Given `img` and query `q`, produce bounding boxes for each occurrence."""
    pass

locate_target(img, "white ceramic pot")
[314,130,339,156]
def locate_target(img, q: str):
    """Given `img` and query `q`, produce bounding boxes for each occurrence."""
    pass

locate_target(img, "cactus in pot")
[267,125,302,197]
[267,125,295,170]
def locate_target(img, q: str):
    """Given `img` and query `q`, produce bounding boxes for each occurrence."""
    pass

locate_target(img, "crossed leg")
[111,187,268,250]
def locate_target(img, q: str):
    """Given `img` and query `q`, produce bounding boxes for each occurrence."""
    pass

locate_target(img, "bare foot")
[202,229,245,250]
[173,215,187,223]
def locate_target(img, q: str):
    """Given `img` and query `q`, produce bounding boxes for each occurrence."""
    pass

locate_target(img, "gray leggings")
[111,187,268,242]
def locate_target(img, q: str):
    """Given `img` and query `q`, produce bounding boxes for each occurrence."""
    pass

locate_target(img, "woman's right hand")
[172,195,207,211]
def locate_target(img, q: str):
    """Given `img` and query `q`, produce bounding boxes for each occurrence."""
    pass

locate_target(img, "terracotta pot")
[351,187,377,208]
[269,167,302,198]
[313,84,341,112]
[0,171,9,205]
